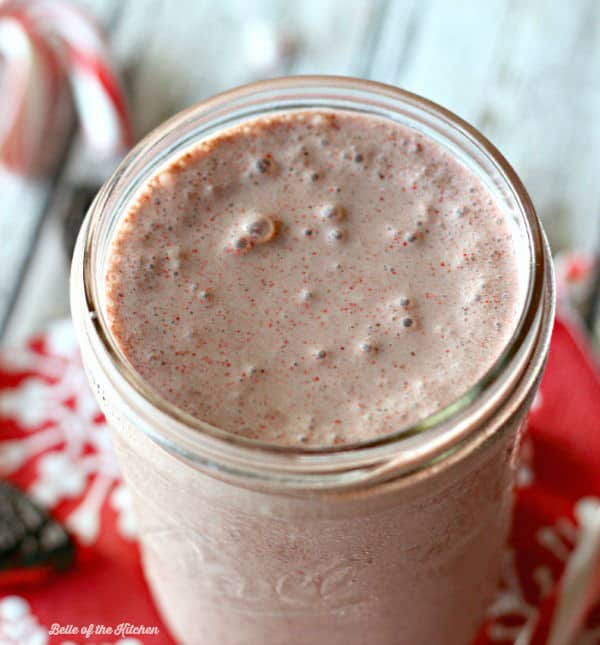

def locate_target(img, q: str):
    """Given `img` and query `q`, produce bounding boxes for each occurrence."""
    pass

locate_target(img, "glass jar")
[70,76,555,645]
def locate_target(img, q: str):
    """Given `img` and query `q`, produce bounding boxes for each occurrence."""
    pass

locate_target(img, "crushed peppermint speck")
[106,109,524,447]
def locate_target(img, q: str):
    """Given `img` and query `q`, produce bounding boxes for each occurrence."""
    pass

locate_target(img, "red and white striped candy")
[0,0,131,176]
[0,1,66,174]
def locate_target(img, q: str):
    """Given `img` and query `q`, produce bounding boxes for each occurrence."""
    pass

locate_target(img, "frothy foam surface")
[106,110,526,446]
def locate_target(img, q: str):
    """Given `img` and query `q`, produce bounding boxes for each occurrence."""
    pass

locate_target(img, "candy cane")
[0,2,65,174]
[0,0,131,175]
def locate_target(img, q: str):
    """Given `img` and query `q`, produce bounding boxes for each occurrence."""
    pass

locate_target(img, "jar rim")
[73,75,554,488]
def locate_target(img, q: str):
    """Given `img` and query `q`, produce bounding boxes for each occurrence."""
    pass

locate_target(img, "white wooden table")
[1,0,599,346]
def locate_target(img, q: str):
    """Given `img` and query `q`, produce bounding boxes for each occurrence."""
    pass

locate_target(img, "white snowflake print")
[0,596,47,645]
[0,595,145,645]
[545,498,600,645]
[486,497,600,644]
[0,320,135,544]
[486,549,539,645]
[530,390,543,414]
[516,435,536,489]
[514,390,543,490]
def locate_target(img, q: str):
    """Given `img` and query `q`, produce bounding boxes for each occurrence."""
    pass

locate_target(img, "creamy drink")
[71,78,554,645]
[106,110,524,445]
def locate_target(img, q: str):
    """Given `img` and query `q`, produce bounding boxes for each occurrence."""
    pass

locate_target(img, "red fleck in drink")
[71,77,554,645]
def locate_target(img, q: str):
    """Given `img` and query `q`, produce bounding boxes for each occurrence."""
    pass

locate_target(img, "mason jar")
[70,76,555,645]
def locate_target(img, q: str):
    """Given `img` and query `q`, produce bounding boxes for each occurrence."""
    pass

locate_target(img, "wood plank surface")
[369,0,600,252]
[1,0,598,346]
[0,0,121,342]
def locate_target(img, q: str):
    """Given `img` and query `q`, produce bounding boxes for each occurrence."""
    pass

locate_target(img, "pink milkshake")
[106,110,525,445]
[71,78,554,645]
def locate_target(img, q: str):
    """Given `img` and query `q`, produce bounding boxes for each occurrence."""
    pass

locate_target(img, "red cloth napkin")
[0,315,599,645]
